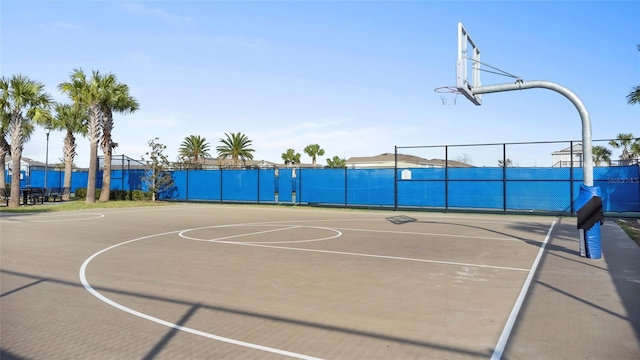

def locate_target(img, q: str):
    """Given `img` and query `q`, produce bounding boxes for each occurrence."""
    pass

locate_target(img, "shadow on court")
[387,215,545,246]
[500,217,640,359]
[1,268,494,359]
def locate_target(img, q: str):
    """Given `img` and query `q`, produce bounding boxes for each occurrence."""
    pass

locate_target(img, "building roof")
[4,156,46,166]
[346,153,472,167]
[200,158,280,168]
[552,143,583,155]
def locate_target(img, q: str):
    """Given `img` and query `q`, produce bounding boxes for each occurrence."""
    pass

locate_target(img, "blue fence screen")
[14,165,640,214]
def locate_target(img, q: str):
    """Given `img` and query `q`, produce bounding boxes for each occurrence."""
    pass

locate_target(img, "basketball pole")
[470,80,594,186]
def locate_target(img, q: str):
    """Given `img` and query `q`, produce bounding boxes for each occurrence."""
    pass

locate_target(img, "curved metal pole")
[472,80,593,186]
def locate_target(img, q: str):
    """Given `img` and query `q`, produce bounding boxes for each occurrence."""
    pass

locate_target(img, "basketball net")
[434,86,461,106]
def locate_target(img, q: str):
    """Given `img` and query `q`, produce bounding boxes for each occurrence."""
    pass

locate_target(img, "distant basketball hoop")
[434,86,460,105]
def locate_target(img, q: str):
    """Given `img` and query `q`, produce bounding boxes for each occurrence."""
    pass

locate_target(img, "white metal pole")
[472,80,594,186]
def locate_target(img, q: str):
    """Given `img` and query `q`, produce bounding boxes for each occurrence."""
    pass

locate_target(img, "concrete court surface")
[0,204,638,359]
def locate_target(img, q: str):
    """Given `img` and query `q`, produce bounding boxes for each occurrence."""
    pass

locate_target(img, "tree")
[98,75,139,202]
[498,158,513,167]
[141,138,174,202]
[59,69,104,203]
[631,140,640,161]
[303,144,325,166]
[453,153,474,166]
[325,156,346,168]
[281,148,301,166]
[0,108,10,192]
[216,132,254,167]
[50,103,88,200]
[179,135,210,168]
[0,74,53,207]
[609,133,636,164]
[591,145,612,166]
[627,44,640,105]
[179,135,211,169]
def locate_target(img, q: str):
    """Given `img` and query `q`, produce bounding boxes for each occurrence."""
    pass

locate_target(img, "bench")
[45,187,64,202]
[0,188,9,206]
[28,188,46,205]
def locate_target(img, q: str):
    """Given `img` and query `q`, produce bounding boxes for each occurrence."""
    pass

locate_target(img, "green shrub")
[74,187,151,201]
[75,188,87,199]
[73,187,102,200]
[132,190,151,201]
[109,190,131,201]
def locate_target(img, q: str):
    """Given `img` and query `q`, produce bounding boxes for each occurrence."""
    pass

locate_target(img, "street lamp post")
[44,127,50,191]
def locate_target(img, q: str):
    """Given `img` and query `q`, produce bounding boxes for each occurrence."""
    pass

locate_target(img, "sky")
[2,0,639,168]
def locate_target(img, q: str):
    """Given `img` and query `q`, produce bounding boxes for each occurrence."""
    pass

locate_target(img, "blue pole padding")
[584,222,602,259]
[575,185,602,259]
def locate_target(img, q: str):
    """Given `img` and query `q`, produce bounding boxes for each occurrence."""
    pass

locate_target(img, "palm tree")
[59,69,104,203]
[497,158,513,167]
[0,74,53,208]
[325,156,346,168]
[281,148,301,167]
[628,86,640,105]
[98,75,139,202]
[631,140,640,161]
[179,135,211,169]
[627,44,640,105]
[51,103,88,200]
[216,132,254,167]
[303,144,325,166]
[609,133,636,164]
[0,109,10,192]
[591,145,612,166]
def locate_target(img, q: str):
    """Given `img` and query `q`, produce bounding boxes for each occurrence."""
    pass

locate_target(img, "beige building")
[551,143,583,168]
[346,153,472,169]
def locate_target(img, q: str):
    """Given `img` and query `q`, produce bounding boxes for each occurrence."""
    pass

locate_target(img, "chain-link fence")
[9,140,640,217]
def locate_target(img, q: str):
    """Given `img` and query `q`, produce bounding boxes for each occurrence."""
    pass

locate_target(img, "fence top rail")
[395,138,638,149]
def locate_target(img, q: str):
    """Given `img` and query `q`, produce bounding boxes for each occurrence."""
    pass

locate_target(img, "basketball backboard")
[457,22,482,105]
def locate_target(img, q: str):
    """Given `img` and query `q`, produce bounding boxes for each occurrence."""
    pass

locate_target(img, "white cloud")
[119,2,193,26]
[125,51,151,65]
[37,21,81,31]
[52,21,81,30]
[206,35,267,51]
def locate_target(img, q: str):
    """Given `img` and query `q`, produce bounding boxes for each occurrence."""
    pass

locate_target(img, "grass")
[0,200,173,213]
[616,219,640,247]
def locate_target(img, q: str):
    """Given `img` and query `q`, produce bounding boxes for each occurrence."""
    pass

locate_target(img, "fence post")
[394,146,398,211]
[121,154,125,192]
[299,168,302,204]
[257,168,260,204]
[570,141,574,215]
[503,143,507,214]
[445,146,449,212]
[344,166,348,208]
[219,166,223,203]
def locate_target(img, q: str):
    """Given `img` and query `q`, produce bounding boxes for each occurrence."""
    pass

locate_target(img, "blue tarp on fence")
[17,165,639,214]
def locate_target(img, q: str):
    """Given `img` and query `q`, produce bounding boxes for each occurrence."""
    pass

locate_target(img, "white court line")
[79,230,323,360]
[490,220,556,360]
[218,241,530,272]
[207,226,300,242]
[79,217,543,358]
[330,227,530,242]
[179,225,342,244]
[0,212,104,222]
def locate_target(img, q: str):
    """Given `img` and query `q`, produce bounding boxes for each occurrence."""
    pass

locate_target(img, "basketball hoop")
[434,86,460,105]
